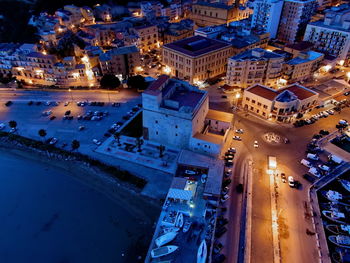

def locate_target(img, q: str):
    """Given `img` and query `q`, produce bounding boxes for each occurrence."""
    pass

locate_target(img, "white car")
[339,119,348,126]
[228,147,236,153]
[327,109,334,115]
[233,136,242,141]
[300,159,312,167]
[45,101,51,106]
[185,170,196,175]
[322,111,329,117]
[93,139,101,145]
[0,123,5,130]
[221,194,230,203]
[222,186,229,195]
[254,141,259,148]
[306,153,319,161]
[49,138,58,145]
[64,101,69,106]
[318,164,330,172]
[288,176,295,187]
[235,129,244,134]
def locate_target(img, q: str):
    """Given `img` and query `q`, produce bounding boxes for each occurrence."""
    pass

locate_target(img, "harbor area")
[144,151,224,263]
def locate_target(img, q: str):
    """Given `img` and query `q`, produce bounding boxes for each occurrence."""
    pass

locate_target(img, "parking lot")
[0,95,142,153]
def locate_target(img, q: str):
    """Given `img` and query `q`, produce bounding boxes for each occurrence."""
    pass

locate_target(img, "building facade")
[283,50,324,83]
[242,83,319,122]
[251,0,284,39]
[226,48,284,88]
[303,4,350,65]
[277,0,317,44]
[99,45,140,78]
[131,25,159,53]
[162,36,233,84]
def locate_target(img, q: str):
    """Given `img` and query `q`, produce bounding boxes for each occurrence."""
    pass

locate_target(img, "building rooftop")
[206,109,233,123]
[194,1,235,10]
[285,41,314,51]
[164,35,231,57]
[99,45,138,62]
[230,48,283,61]
[247,83,317,101]
[27,52,56,60]
[286,50,323,65]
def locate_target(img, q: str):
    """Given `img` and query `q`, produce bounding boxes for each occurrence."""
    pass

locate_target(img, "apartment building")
[163,22,194,45]
[162,36,233,84]
[277,0,317,44]
[131,24,159,53]
[303,4,350,65]
[242,83,319,122]
[251,0,284,38]
[142,75,232,156]
[283,50,324,82]
[226,48,284,88]
[99,45,140,78]
[191,2,251,27]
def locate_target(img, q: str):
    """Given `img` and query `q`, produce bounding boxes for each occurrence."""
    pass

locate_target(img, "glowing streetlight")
[235,93,241,99]
[68,88,73,101]
[163,66,171,74]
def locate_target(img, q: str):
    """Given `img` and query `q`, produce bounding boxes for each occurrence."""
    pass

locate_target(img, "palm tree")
[135,137,144,152]
[71,140,80,151]
[114,132,121,146]
[38,129,47,142]
[157,145,165,158]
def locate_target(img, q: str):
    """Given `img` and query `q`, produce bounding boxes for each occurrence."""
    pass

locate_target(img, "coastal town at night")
[0,0,350,262]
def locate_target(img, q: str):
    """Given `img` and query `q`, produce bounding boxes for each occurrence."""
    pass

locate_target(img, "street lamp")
[68,88,73,102]
[232,92,241,130]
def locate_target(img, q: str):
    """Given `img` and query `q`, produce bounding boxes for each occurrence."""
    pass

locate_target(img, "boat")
[175,213,184,228]
[326,224,350,235]
[322,190,350,206]
[322,210,347,224]
[328,235,350,248]
[331,248,350,263]
[340,179,350,193]
[183,221,192,233]
[155,231,178,247]
[197,239,207,263]
[151,245,179,258]
[162,227,180,234]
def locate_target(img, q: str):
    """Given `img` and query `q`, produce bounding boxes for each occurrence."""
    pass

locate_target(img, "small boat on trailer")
[326,224,350,235]
[329,235,350,248]
[162,227,179,234]
[339,179,350,193]
[151,245,179,258]
[197,239,207,263]
[175,213,184,228]
[183,221,192,233]
[155,231,178,247]
[322,210,347,224]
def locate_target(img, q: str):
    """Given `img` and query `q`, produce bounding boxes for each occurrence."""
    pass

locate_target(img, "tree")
[157,145,165,158]
[127,75,147,90]
[100,74,121,90]
[38,129,47,142]
[71,140,80,151]
[135,137,144,152]
[114,132,121,146]
[9,120,17,129]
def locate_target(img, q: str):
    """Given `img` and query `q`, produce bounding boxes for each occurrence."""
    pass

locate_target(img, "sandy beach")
[0,145,161,263]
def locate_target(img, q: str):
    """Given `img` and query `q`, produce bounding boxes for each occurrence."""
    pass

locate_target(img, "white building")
[242,83,319,122]
[226,48,284,89]
[251,0,284,39]
[142,75,232,156]
[303,4,350,65]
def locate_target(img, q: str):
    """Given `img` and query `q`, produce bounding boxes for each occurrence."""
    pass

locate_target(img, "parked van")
[307,153,319,161]
[318,164,330,172]
[300,159,311,167]
[308,167,321,178]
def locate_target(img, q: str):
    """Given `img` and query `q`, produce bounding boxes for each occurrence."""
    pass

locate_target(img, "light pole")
[232,92,241,130]
[68,88,73,102]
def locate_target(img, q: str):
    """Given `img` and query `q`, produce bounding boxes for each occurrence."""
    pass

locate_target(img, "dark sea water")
[0,151,145,263]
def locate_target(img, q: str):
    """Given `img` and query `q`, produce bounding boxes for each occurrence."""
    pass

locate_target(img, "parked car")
[65,110,71,116]
[233,136,242,141]
[281,173,286,183]
[303,173,316,183]
[78,126,85,131]
[50,116,56,120]
[185,170,196,175]
[235,129,244,134]
[64,101,69,106]
[213,253,226,263]
[301,159,312,167]
[254,140,259,148]
[228,147,236,153]
[307,153,319,161]
[93,139,101,145]
[215,227,227,238]
[5,101,12,107]
[288,176,295,187]
[318,164,330,172]
[222,186,229,195]
[213,242,223,254]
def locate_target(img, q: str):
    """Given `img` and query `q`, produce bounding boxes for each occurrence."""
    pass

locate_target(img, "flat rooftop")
[164,35,231,57]
[166,89,205,110]
[206,109,233,123]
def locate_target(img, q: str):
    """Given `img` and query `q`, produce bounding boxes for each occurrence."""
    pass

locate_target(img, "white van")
[309,167,321,177]
[300,159,311,167]
[329,154,343,164]
[307,153,319,161]
[318,164,330,172]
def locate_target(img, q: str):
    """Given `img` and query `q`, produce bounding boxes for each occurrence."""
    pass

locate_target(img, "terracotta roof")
[246,84,278,100]
[283,84,317,100]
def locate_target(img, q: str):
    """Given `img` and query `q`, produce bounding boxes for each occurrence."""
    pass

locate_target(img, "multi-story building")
[303,4,350,65]
[142,75,233,156]
[277,0,317,44]
[283,50,324,82]
[158,19,194,45]
[226,48,284,88]
[162,35,233,84]
[131,24,159,53]
[250,0,284,38]
[191,2,251,27]
[284,41,314,58]
[242,83,319,122]
[99,45,140,78]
